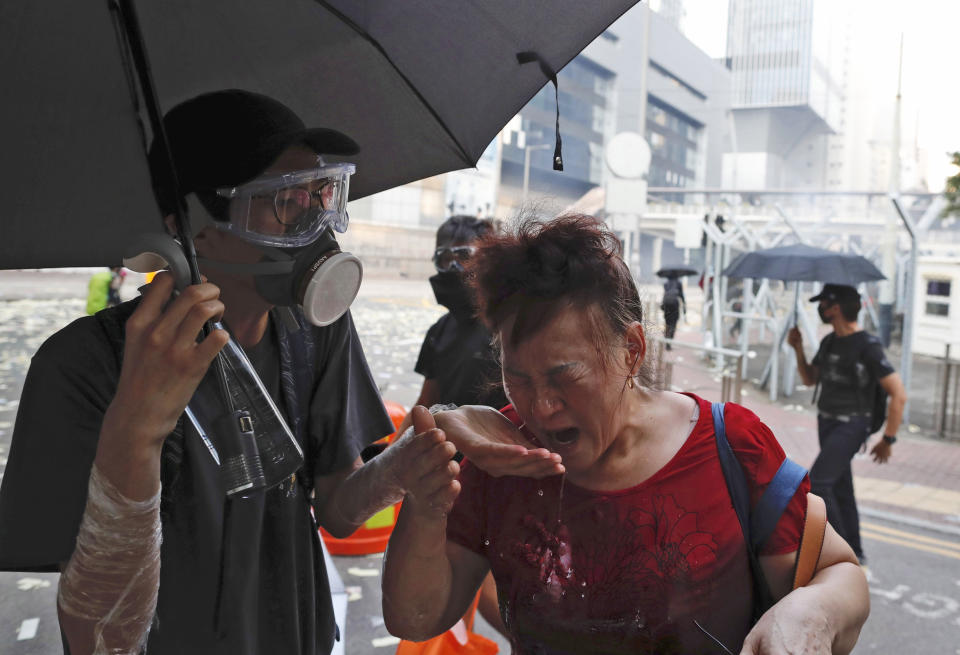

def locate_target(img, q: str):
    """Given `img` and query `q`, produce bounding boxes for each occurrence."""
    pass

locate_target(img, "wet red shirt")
[446,395,809,654]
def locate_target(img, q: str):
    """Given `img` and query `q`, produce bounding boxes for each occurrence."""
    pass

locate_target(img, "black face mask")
[818,305,832,324]
[430,271,475,320]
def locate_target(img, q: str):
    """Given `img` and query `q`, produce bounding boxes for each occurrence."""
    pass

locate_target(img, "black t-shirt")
[0,302,393,655]
[415,313,507,409]
[812,330,895,416]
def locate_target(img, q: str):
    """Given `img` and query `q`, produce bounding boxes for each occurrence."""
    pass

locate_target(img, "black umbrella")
[723,243,885,327]
[0,0,639,269]
[722,244,885,286]
[656,267,699,278]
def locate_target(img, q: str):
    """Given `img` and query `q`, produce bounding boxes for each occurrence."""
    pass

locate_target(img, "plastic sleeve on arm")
[57,464,162,655]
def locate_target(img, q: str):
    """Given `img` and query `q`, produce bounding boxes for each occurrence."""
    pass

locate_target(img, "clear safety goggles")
[216,158,356,247]
[433,245,477,272]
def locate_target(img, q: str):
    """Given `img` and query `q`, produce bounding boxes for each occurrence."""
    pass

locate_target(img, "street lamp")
[522,143,552,205]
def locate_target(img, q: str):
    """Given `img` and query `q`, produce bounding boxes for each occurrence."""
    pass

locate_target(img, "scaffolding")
[639,189,940,411]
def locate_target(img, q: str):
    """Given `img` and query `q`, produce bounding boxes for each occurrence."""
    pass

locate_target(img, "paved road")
[1,272,959,653]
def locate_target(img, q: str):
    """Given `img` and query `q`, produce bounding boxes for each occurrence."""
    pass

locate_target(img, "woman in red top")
[382,215,868,654]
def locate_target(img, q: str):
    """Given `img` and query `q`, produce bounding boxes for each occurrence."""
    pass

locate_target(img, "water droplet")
[537,489,544,496]
[581,581,586,587]
[484,539,490,546]
[580,593,585,599]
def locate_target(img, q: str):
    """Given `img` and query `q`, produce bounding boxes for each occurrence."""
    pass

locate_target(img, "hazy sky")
[681,0,960,190]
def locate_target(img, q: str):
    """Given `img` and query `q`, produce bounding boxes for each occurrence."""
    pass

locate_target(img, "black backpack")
[813,333,888,435]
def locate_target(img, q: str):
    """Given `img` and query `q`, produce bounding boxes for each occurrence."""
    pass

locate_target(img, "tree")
[942,152,960,217]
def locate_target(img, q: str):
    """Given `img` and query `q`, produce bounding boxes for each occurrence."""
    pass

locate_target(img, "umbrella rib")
[316,1,475,168]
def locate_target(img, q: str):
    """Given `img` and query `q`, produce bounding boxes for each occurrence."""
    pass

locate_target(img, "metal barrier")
[650,337,747,404]
[935,344,960,440]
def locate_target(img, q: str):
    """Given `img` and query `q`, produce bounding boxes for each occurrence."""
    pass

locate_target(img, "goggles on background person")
[433,245,477,273]
[215,157,356,247]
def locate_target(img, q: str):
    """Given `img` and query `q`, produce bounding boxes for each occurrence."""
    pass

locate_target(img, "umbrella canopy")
[722,243,885,286]
[0,0,638,269]
[656,267,699,278]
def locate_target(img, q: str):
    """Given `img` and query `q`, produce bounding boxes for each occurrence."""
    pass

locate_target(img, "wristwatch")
[882,435,897,445]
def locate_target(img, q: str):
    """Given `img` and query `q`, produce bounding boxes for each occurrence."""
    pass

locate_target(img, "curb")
[859,506,960,538]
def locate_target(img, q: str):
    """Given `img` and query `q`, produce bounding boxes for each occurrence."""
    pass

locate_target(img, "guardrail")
[649,336,749,404]
[935,343,960,440]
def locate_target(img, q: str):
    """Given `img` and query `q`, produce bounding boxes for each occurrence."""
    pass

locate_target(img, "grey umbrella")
[722,242,885,326]
[722,243,885,286]
[0,0,638,269]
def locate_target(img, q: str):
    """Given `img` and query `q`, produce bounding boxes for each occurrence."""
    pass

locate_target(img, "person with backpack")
[660,274,685,348]
[788,283,908,564]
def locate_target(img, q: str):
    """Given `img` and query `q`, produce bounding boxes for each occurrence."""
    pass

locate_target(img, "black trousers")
[811,415,870,559]
[663,304,680,340]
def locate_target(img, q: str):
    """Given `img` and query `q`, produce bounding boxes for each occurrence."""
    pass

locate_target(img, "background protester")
[789,283,908,564]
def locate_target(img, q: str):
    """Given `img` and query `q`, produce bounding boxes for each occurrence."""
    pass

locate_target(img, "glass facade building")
[645,96,703,195]
[500,56,616,204]
[725,0,842,131]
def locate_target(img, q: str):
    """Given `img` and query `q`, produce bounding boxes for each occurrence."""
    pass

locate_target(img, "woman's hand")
[740,586,834,654]
[432,405,564,479]
[385,406,462,520]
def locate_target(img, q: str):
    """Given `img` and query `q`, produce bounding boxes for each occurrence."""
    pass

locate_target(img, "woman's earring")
[627,376,635,389]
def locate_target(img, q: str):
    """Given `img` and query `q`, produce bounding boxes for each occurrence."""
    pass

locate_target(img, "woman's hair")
[469,213,653,384]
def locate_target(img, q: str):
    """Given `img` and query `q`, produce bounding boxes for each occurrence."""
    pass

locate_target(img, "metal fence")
[934,344,960,440]
[649,337,745,404]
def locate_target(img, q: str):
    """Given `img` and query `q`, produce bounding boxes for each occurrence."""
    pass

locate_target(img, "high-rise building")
[649,0,686,31]
[722,0,846,189]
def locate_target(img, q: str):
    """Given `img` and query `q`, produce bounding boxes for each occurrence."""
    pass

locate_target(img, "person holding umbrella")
[0,90,558,655]
[656,267,695,349]
[660,274,686,347]
[787,283,908,564]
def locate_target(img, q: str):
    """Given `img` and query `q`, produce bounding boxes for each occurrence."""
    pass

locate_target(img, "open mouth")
[547,427,579,446]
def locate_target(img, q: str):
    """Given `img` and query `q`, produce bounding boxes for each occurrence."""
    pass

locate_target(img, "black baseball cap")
[148,89,359,215]
[809,283,860,303]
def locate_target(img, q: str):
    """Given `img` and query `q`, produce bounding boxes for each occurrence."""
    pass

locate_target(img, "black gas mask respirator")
[121,197,361,497]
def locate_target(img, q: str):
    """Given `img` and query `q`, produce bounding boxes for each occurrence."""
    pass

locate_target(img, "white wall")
[912,255,960,357]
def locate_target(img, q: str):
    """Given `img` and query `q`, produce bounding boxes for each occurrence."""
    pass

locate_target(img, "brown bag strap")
[793,492,827,589]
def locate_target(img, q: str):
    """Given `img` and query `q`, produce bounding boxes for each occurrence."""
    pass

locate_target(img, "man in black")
[413,215,507,411]
[788,283,908,563]
[0,90,463,655]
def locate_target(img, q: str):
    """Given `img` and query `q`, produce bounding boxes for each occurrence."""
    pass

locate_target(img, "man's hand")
[96,272,229,499]
[433,405,564,479]
[787,327,803,350]
[385,407,462,520]
[740,587,833,654]
[870,439,892,464]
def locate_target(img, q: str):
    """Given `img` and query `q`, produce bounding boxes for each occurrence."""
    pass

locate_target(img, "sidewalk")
[666,324,960,534]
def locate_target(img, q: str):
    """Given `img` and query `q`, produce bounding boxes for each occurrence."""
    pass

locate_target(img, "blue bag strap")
[711,401,775,618]
[711,402,751,543]
[750,457,807,551]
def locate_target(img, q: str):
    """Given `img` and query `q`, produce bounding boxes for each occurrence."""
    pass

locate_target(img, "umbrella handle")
[123,233,192,291]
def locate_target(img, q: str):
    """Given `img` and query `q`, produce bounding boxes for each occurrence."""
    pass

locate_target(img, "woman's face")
[500,304,637,477]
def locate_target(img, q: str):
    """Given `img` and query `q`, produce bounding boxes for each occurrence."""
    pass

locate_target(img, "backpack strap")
[750,457,807,551]
[711,403,752,542]
[711,402,774,617]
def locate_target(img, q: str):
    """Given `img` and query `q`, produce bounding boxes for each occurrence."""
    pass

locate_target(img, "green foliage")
[943,152,960,218]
